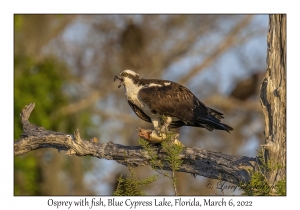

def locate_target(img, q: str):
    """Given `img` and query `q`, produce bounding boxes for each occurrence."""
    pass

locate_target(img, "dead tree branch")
[14,103,257,185]
[178,15,253,85]
[260,14,286,190]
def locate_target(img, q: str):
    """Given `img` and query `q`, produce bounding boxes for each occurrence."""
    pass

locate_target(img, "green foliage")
[239,152,286,196]
[275,178,286,196]
[138,134,183,195]
[116,135,184,196]
[14,55,71,195]
[113,167,158,196]
[14,15,23,32]
[161,135,183,195]
[14,56,69,138]
[14,155,40,195]
[139,135,183,172]
[240,172,271,195]
[161,135,183,171]
[14,55,95,195]
[240,172,286,196]
[138,139,163,169]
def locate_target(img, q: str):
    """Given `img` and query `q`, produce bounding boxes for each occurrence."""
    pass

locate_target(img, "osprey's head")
[114,70,140,88]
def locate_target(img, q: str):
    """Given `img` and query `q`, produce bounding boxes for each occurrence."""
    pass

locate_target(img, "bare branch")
[50,85,111,118]
[20,103,35,121]
[15,104,257,185]
[178,15,253,85]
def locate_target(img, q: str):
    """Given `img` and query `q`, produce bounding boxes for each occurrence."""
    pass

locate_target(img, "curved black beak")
[114,74,123,88]
[114,75,120,82]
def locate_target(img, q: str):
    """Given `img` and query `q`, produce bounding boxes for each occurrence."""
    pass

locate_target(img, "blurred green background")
[14,14,268,195]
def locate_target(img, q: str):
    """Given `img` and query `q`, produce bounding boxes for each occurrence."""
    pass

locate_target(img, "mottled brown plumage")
[114,70,233,133]
[127,100,151,123]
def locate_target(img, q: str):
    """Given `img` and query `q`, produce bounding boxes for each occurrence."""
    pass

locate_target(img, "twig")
[172,170,178,196]
[14,104,257,185]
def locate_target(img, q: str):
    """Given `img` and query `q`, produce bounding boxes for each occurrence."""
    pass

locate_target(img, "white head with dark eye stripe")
[114,70,140,88]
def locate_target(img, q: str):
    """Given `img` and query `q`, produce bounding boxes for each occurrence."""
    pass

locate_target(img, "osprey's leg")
[150,116,179,144]
[151,118,161,132]
[160,116,172,134]
[150,117,162,135]
[151,117,167,139]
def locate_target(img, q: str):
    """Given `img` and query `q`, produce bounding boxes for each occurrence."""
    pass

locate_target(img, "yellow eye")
[123,73,128,77]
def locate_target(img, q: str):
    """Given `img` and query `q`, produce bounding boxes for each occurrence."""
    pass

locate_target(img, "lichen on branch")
[14,103,257,185]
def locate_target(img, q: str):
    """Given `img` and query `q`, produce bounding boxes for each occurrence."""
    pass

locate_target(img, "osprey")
[114,70,233,139]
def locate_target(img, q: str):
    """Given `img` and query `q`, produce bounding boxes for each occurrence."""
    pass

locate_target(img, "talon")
[149,130,165,143]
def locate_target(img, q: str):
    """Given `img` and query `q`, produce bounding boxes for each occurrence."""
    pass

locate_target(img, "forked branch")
[14,103,257,185]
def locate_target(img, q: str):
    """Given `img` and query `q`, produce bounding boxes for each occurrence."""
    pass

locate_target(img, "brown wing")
[127,100,151,123]
[138,81,233,132]
[138,81,208,122]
